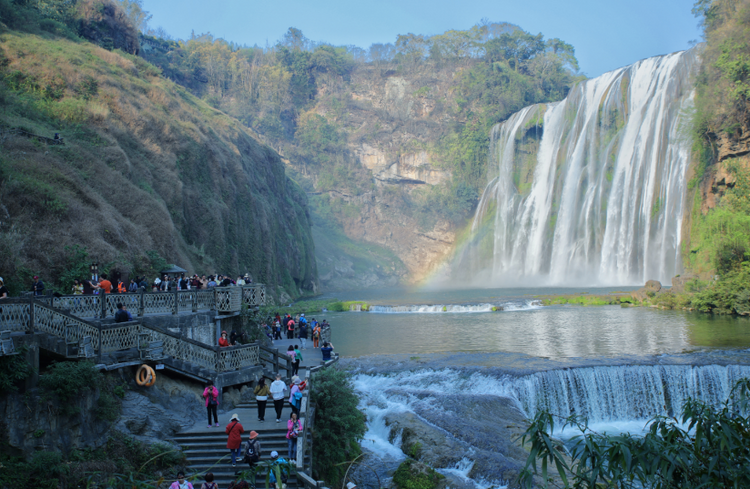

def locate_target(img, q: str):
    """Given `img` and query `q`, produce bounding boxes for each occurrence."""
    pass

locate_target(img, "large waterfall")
[451,48,700,286]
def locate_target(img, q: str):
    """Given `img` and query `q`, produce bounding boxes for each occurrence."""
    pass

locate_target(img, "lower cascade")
[446,47,701,287]
[353,363,750,484]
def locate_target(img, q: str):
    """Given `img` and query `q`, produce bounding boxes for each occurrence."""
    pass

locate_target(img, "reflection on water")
[321,305,750,358]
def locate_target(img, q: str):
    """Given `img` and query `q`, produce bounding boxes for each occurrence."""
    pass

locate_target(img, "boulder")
[632,280,662,302]
[645,280,662,292]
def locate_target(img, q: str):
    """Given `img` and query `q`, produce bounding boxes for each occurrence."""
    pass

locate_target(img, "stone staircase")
[176,400,309,488]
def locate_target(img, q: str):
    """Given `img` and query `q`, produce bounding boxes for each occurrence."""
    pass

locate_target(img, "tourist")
[293,345,303,376]
[221,276,233,287]
[219,330,230,347]
[286,315,295,339]
[203,380,219,427]
[207,276,217,288]
[312,319,321,348]
[191,275,202,289]
[229,330,239,346]
[286,345,297,376]
[286,412,302,461]
[82,278,95,295]
[254,377,270,422]
[244,430,261,468]
[225,413,244,468]
[274,320,282,340]
[169,471,193,489]
[268,451,289,489]
[32,275,44,296]
[114,303,132,323]
[200,473,217,489]
[0,278,9,307]
[321,342,334,362]
[289,375,302,416]
[98,274,112,294]
[270,373,287,423]
[128,279,138,293]
[72,279,83,295]
[298,320,308,350]
[321,319,331,343]
[236,275,245,286]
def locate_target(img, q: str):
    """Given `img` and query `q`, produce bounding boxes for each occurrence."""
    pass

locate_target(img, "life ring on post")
[136,364,156,387]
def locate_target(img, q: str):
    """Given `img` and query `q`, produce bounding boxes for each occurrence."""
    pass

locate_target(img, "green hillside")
[0,9,317,298]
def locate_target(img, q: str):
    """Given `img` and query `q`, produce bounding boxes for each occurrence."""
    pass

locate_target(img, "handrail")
[42,284,266,318]
[9,298,260,373]
[258,343,294,378]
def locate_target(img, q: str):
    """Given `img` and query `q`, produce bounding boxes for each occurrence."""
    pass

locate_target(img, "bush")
[311,367,366,486]
[519,379,750,488]
[393,459,445,489]
[38,360,103,415]
[0,348,33,393]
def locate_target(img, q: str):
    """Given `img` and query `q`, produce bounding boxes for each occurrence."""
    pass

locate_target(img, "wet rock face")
[384,393,530,485]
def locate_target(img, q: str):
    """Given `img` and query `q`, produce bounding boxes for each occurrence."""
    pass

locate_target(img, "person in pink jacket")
[169,471,193,489]
[203,381,219,428]
[225,413,245,467]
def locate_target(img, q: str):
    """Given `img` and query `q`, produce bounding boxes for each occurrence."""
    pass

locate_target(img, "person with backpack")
[286,316,295,339]
[203,381,219,428]
[268,451,289,489]
[289,376,303,416]
[286,412,303,461]
[298,321,308,350]
[286,345,296,375]
[200,473,217,489]
[225,413,245,467]
[244,430,261,468]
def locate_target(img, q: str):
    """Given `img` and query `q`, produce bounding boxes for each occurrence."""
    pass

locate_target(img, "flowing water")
[442,47,700,287]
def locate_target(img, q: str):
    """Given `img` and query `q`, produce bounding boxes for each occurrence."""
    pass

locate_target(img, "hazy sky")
[143,0,702,77]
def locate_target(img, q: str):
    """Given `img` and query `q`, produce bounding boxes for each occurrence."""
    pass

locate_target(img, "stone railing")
[0,298,259,373]
[39,284,266,319]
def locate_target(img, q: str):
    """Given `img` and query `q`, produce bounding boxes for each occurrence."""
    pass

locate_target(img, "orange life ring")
[136,365,156,386]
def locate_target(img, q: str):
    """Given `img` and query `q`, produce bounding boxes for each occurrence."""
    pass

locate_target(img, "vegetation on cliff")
[0,0,317,298]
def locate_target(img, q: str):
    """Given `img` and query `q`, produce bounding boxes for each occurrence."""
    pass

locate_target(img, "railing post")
[138,288,145,317]
[100,294,106,319]
[273,348,279,374]
[192,290,197,313]
[28,295,35,333]
[172,288,178,315]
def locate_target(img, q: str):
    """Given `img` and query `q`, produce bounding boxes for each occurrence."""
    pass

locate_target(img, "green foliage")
[311,366,366,486]
[393,459,445,489]
[56,244,90,292]
[0,348,33,393]
[690,263,750,314]
[38,360,102,415]
[542,294,620,306]
[518,378,750,489]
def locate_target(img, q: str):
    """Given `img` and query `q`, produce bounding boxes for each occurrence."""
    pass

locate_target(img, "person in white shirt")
[269,373,288,423]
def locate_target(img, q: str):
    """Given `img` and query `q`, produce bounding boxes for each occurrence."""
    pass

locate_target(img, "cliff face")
[0,32,317,299]
[292,66,468,285]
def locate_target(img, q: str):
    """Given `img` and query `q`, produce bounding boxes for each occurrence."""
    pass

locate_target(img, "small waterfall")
[367,300,541,313]
[452,48,700,286]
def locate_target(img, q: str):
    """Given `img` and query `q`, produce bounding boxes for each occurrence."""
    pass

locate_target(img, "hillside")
[0,30,317,299]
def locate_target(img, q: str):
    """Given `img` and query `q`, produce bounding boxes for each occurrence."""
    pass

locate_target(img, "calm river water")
[306,287,750,358]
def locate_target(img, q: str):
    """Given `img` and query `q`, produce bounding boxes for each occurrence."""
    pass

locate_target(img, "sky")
[143,0,703,78]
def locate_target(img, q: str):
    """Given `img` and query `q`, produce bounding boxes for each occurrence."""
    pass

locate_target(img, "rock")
[223,386,242,410]
[645,280,662,292]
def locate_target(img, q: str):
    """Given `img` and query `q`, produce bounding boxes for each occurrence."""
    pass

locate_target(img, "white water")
[449,48,700,287]
[367,300,541,313]
[353,363,750,483]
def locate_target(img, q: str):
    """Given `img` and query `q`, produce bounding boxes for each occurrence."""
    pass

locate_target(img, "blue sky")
[143,0,702,77]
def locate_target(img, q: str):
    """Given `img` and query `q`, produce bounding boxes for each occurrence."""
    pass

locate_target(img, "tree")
[310,367,366,487]
[114,0,151,33]
[518,379,750,488]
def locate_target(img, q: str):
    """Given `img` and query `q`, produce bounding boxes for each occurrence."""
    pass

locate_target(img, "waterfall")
[454,48,700,286]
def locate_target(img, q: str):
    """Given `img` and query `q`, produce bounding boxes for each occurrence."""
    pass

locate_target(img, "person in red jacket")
[219,330,230,347]
[225,413,244,467]
[203,381,219,427]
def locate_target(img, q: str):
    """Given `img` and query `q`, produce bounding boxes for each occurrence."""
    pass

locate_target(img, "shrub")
[0,348,33,393]
[38,360,102,415]
[311,367,366,486]
[393,459,445,489]
[519,379,750,488]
